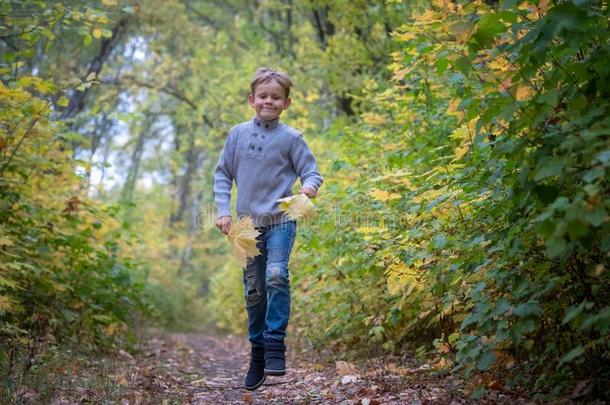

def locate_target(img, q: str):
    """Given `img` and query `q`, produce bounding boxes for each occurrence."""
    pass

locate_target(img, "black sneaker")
[264,339,286,376]
[244,345,266,390]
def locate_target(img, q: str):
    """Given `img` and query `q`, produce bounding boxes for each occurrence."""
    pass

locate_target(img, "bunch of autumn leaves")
[227,194,314,267]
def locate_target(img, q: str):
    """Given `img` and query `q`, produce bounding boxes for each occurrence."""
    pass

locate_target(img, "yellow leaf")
[515,85,534,101]
[371,170,413,190]
[86,72,97,81]
[92,28,102,39]
[438,343,451,354]
[361,112,385,125]
[356,226,387,235]
[104,322,119,336]
[305,92,319,102]
[454,145,469,160]
[277,194,315,220]
[57,96,70,107]
[102,0,118,5]
[369,189,401,202]
[411,188,445,204]
[392,62,418,81]
[386,261,420,296]
[227,217,261,268]
[0,296,12,312]
[414,9,441,24]
[447,98,462,115]
[450,126,469,141]
[488,57,510,72]
[536,0,549,14]
[393,31,416,42]
[0,237,14,247]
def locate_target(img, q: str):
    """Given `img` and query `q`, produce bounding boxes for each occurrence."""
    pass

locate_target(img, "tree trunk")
[170,129,204,224]
[61,17,131,120]
[122,118,153,203]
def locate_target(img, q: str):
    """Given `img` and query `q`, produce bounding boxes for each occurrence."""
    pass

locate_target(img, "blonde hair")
[250,68,293,98]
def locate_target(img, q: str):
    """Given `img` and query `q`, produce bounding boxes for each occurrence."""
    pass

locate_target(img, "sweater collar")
[252,116,280,130]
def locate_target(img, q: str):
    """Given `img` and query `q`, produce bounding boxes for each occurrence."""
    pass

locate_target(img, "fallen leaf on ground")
[336,360,358,376]
[341,375,359,384]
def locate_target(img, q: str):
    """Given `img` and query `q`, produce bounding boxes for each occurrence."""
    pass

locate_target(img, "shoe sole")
[244,375,266,391]
[264,368,286,376]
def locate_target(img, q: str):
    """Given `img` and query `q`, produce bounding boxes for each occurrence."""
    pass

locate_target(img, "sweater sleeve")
[213,129,237,218]
[291,135,324,191]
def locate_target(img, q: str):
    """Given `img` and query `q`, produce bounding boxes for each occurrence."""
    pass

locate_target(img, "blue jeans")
[243,220,296,347]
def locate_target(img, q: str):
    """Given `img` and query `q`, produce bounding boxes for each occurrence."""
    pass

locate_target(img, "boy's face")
[248,79,291,121]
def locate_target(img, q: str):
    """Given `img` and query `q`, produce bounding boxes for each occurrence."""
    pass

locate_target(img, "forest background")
[1,0,609,401]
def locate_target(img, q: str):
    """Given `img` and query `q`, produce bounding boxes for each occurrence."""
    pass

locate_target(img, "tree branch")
[61,16,132,120]
[100,76,214,127]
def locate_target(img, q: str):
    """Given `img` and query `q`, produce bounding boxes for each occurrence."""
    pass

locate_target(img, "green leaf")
[546,235,568,257]
[513,301,542,318]
[583,167,604,183]
[57,96,70,107]
[584,205,606,227]
[477,350,496,370]
[558,346,585,368]
[534,157,567,181]
[566,220,588,239]
[431,234,447,249]
[563,301,593,324]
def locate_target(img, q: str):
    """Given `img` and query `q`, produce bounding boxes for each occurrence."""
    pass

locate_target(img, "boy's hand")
[216,216,232,235]
[300,187,317,199]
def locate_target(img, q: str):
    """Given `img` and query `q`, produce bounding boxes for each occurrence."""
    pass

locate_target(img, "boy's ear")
[283,97,291,110]
[248,94,255,107]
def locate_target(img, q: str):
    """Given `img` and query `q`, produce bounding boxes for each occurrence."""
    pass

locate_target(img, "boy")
[213,68,323,390]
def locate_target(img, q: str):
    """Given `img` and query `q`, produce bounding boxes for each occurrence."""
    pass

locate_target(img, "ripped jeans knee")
[243,267,264,307]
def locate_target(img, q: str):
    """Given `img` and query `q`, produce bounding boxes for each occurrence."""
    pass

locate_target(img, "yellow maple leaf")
[413,9,441,25]
[515,85,534,101]
[277,194,315,220]
[0,296,12,312]
[386,262,419,296]
[393,31,416,42]
[488,56,510,72]
[392,62,419,81]
[447,98,462,116]
[228,217,261,268]
[370,189,401,202]
[356,226,387,234]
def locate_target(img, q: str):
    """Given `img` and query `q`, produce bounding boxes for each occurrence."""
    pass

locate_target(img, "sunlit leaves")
[0,81,149,352]
[291,0,610,395]
[369,189,401,202]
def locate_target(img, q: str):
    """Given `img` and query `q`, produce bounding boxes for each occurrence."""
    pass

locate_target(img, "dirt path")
[48,331,535,404]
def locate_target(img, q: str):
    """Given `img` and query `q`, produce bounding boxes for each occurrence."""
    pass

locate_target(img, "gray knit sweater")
[214,117,324,227]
